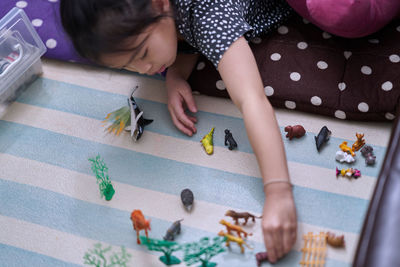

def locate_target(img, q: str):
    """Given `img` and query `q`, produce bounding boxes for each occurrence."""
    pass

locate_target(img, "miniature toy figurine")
[201,127,215,155]
[339,141,355,157]
[361,145,376,165]
[335,151,355,164]
[225,210,262,225]
[139,236,182,265]
[182,236,226,267]
[84,243,131,267]
[352,133,365,151]
[218,230,252,254]
[224,129,237,150]
[88,155,115,201]
[180,188,194,211]
[315,126,331,151]
[284,125,306,140]
[326,232,345,248]
[300,232,327,267]
[164,219,184,241]
[255,252,269,267]
[103,86,153,141]
[219,219,252,239]
[130,210,151,244]
[336,167,361,179]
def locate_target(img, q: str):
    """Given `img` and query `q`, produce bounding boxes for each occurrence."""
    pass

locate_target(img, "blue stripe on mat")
[0,121,369,233]
[0,243,80,267]
[0,180,350,267]
[16,78,385,177]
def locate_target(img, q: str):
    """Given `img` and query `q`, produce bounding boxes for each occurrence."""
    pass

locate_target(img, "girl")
[60,0,297,262]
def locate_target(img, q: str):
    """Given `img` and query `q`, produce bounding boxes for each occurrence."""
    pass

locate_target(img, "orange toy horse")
[130,210,151,244]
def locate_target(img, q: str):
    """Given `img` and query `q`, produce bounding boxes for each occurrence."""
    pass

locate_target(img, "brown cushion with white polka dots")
[188,15,400,121]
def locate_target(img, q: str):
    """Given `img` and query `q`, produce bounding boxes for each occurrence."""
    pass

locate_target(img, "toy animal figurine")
[130,210,151,244]
[219,219,252,238]
[225,210,262,225]
[103,86,153,141]
[126,87,154,141]
[336,167,361,179]
[339,141,355,157]
[335,151,355,164]
[315,126,331,151]
[201,127,215,155]
[218,230,252,254]
[224,129,238,150]
[255,252,269,267]
[352,133,365,151]
[361,145,376,165]
[180,188,194,211]
[163,219,183,241]
[284,125,306,140]
[326,232,345,248]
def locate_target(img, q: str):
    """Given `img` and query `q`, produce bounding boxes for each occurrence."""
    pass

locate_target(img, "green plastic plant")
[139,236,182,265]
[182,236,226,267]
[83,243,131,267]
[88,155,115,201]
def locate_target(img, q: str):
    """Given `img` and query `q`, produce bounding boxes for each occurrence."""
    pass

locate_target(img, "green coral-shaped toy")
[83,243,131,267]
[182,236,226,267]
[88,155,115,201]
[139,236,182,265]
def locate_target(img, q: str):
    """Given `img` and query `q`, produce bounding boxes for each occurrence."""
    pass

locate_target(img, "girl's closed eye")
[140,49,148,60]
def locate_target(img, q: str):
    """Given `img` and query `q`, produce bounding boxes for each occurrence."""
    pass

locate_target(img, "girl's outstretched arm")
[218,36,297,263]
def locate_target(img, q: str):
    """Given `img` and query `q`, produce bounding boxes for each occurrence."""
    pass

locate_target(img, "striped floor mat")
[0,59,392,267]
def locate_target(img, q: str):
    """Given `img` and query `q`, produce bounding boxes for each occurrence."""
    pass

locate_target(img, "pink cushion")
[286,0,400,37]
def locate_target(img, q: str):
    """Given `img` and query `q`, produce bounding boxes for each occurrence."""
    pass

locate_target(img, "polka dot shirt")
[172,0,293,68]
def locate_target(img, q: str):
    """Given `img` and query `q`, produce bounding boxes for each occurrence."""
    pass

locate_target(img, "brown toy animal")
[352,133,365,151]
[284,125,306,140]
[225,210,262,225]
[255,252,269,266]
[326,232,345,248]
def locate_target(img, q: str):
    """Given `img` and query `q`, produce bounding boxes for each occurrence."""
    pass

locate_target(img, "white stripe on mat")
[2,103,377,199]
[41,59,392,146]
[0,153,358,263]
[0,215,180,267]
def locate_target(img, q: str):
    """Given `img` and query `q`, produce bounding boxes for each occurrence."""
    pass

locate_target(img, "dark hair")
[60,0,167,62]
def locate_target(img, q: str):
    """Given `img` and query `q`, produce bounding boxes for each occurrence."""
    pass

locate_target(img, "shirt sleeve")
[190,0,253,68]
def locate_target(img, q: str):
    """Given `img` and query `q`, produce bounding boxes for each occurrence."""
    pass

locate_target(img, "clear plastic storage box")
[0,7,46,107]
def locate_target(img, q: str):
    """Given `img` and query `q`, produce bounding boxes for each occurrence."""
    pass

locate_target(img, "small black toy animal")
[224,129,238,150]
[180,188,194,211]
[163,219,183,241]
[315,126,331,151]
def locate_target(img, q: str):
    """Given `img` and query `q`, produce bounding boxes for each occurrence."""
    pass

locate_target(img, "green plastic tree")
[83,243,131,267]
[139,236,182,265]
[182,236,226,267]
[88,155,115,201]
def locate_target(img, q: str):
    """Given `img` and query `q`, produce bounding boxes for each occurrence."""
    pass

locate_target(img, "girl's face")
[100,16,178,75]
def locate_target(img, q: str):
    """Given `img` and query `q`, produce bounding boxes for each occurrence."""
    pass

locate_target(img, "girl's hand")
[262,183,297,263]
[165,76,197,136]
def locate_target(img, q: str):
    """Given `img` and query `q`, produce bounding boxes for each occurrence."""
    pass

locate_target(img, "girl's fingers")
[283,225,295,254]
[169,109,194,136]
[272,228,284,259]
[264,233,278,263]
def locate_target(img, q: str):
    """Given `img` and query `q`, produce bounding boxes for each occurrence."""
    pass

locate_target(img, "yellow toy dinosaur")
[201,127,215,155]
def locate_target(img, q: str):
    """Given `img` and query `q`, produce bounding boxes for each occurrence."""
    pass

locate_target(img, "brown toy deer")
[225,210,262,225]
[352,133,365,151]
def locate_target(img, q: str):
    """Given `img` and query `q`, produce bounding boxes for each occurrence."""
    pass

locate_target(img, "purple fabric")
[0,0,87,63]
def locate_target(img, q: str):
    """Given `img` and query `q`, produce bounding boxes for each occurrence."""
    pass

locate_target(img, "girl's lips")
[157,65,166,74]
